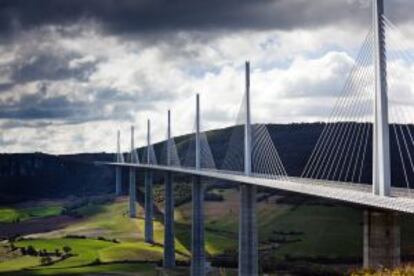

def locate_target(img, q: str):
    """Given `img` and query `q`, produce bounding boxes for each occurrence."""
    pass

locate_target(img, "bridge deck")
[100,162,414,214]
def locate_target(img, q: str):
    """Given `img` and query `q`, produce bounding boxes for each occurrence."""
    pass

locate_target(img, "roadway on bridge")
[99,162,414,214]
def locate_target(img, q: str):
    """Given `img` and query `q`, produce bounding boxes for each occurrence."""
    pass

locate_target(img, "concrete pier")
[129,168,136,218]
[191,176,205,276]
[145,119,154,244]
[115,167,122,196]
[129,126,137,218]
[363,210,400,269]
[239,184,258,276]
[145,171,154,243]
[163,172,175,268]
[115,130,122,196]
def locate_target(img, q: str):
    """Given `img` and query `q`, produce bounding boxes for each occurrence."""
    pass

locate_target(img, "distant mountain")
[0,123,412,203]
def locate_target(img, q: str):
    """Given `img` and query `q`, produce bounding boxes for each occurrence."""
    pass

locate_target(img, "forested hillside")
[0,123,412,203]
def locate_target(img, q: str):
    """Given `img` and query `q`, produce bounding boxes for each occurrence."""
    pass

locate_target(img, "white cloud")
[2,14,414,154]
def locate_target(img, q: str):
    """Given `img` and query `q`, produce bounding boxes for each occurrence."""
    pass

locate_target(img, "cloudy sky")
[0,0,414,153]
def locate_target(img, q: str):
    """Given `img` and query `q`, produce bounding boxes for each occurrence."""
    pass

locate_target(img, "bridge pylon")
[239,61,258,276]
[163,110,176,268]
[372,0,391,197]
[191,94,206,276]
[364,0,400,269]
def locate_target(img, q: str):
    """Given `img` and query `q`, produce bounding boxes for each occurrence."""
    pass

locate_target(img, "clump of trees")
[153,183,224,207]
[17,244,74,266]
[8,242,17,251]
[40,256,53,266]
[97,236,120,243]
[25,245,37,256]
[62,245,72,255]
[91,258,101,265]
[153,183,192,206]
[17,244,55,266]
[63,234,119,243]
[64,234,86,239]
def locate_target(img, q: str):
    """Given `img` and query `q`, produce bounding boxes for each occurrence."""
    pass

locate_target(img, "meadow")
[0,203,63,224]
[1,187,414,275]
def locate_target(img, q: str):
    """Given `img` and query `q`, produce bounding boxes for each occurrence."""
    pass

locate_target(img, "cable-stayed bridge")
[97,1,414,275]
[106,163,414,213]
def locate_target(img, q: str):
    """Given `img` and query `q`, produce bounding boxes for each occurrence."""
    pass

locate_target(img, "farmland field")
[1,189,414,275]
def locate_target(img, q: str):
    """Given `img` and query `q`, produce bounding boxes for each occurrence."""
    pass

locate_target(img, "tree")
[55,248,61,257]
[62,245,72,255]
[40,256,52,266]
[91,258,101,265]
[39,249,48,256]
[20,247,26,255]
[26,245,37,256]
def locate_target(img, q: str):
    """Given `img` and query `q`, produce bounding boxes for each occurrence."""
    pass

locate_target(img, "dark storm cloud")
[0,97,79,119]
[0,0,380,37]
[0,120,63,129]
[11,53,97,83]
[0,92,134,122]
[0,83,14,92]
[0,83,89,120]
[0,82,156,123]
[0,38,100,93]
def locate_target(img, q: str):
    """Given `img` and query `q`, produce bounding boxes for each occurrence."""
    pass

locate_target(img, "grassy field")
[1,189,414,275]
[0,236,163,275]
[0,196,195,275]
[0,256,39,272]
[0,262,157,275]
[257,203,363,258]
[0,202,63,223]
[28,198,191,258]
[15,238,114,269]
[180,188,414,260]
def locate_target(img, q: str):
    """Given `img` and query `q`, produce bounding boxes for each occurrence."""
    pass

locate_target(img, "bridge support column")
[145,171,154,243]
[128,126,137,218]
[239,184,258,276]
[145,119,154,243]
[163,172,175,268]
[191,176,205,276]
[129,168,136,218]
[115,130,122,196]
[115,167,122,196]
[363,210,400,269]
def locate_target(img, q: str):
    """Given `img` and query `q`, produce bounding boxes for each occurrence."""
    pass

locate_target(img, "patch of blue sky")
[182,65,222,78]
